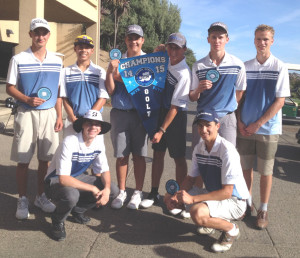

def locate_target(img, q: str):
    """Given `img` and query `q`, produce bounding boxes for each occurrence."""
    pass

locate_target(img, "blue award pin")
[165,179,180,195]
[206,70,220,83]
[109,48,122,60]
[37,87,52,101]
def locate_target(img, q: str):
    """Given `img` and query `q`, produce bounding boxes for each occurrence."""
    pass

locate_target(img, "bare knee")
[190,203,210,226]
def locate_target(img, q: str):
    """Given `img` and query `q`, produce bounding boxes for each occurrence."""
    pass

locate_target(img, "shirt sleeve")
[171,70,191,108]
[188,143,201,178]
[98,67,109,99]
[59,68,67,97]
[275,62,290,98]
[56,137,74,176]
[6,57,18,86]
[190,62,200,91]
[91,136,110,174]
[235,61,247,91]
[220,146,242,185]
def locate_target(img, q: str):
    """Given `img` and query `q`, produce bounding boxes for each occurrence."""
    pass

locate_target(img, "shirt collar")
[204,52,229,67]
[200,134,222,154]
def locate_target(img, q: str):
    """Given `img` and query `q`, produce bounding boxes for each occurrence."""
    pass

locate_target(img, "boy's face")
[166,43,186,65]
[29,27,50,49]
[207,30,229,52]
[82,119,101,140]
[74,44,94,62]
[125,34,144,56]
[254,30,274,55]
[197,120,220,143]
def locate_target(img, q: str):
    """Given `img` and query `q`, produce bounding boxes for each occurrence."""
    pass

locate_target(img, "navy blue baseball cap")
[194,110,219,124]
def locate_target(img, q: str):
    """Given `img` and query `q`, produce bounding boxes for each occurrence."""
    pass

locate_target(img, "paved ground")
[0,81,300,257]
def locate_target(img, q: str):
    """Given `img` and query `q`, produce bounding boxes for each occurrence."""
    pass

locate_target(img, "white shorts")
[11,106,59,163]
[186,186,246,221]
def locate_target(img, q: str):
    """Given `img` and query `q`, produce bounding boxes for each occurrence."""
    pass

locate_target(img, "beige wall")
[0,21,19,44]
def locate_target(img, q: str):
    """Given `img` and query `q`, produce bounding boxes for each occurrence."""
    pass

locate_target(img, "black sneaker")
[51,221,66,241]
[71,212,91,224]
[139,192,160,209]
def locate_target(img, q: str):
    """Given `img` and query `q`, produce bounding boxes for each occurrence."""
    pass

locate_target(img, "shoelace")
[17,199,28,209]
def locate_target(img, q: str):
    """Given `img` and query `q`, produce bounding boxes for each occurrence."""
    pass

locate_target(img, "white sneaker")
[140,192,160,209]
[34,193,56,213]
[168,208,182,216]
[111,191,127,209]
[16,196,30,220]
[127,190,143,210]
[196,227,216,235]
[211,225,240,253]
[180,210,191,219]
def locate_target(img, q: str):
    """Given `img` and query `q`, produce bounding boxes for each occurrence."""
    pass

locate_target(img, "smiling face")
[29,27,50,50]
[74,44,94,62]
[254,30,274,56]
[82,119,102,141]
[166,43,186,65]
[125,34,144,57]
[207,30,229,53]
[197,120,220,144]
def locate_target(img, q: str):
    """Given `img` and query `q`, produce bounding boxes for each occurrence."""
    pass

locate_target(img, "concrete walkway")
[0,82,300,257]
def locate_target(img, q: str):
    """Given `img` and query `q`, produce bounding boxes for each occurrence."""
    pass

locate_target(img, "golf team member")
[237,24,290,229]
[105,25,148,210]
[165,110,249,253]
[6,18,62,220]
[140,33,191,214]
[189,22,246,147]
[60,35,109,137]
[45,110,116,241]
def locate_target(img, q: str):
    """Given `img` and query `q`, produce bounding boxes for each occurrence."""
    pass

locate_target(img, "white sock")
[259,203,268,211]
[247,195,252,206]
[227,224,238,236]
[120,189,125,194]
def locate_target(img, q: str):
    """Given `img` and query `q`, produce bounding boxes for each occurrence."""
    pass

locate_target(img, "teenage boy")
[60,35,109,137]
[237,25,290,229]
[105,25,148,209]
[6,18,62,220]
[45,110,116,241]
[140,33,191,214]
[165,110,249,253]
[189,22,246,148]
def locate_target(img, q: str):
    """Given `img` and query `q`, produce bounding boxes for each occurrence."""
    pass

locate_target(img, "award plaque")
[165,179,180,195]
[109,48,122,60]
[205,69,220,83]
[37,87,52,101]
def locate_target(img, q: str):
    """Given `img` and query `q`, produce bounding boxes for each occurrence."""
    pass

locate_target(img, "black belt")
[227,111,233,115]
[114,108,136,112]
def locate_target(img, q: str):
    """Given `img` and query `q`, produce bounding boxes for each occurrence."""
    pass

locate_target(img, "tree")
[102,0,130,48]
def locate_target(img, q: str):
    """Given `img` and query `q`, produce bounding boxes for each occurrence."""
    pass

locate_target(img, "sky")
[168,0,300,66]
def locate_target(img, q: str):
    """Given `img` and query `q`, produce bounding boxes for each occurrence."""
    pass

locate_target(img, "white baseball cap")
[30,18,50,32]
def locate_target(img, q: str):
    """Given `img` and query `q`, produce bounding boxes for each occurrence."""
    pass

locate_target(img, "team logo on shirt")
[134,68,155,87]
[206,69,220,83]
[37,87,52,100]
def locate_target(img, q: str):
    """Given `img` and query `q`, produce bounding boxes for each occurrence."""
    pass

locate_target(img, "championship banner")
[119,51,169,139]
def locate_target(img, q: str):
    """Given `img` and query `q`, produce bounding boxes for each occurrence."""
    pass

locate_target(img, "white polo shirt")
[45,132,109,180]
[162,57,191,111]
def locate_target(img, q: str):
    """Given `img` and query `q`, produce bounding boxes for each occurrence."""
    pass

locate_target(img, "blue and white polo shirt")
[189,135,249,200]
[60,61,109,117]
[191,52,246,118]
[241,55,290,135]
[45,132,109,180]
[7,48,62,110]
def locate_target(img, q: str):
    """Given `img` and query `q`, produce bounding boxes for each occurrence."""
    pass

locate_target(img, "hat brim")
[73,117,111,135]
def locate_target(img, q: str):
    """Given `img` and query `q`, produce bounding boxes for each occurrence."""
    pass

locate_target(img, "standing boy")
[6,18,62,219]
[60,35,109,137]
[140,33,191,213]
[237,25,290,229]
[105,25,148,209]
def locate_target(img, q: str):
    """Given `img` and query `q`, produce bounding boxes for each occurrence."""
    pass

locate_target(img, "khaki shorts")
[237,133,279,176]
[186,186,246,221]
[11,106,59,163]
